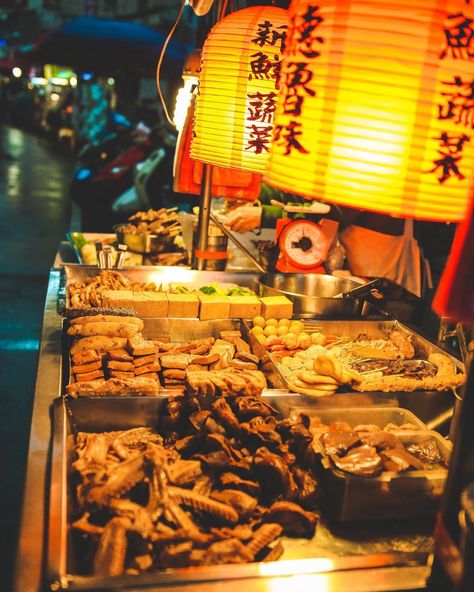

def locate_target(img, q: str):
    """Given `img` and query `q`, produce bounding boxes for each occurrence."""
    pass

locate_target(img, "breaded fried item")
[72,360,103,374]
[71,349,100,365]
[69,314,143,329]
[68,322,140,338]
[133,353,158,367]
[389,330,415,359]
[134,362,161,375]
[75,369,104,382]
[66,377,160,397]
[71,336,128,354]
[127,336,158,356]
[107,349,133,362]
[107,360,135,372]
[185,369,266,397]
[109,370,135,379]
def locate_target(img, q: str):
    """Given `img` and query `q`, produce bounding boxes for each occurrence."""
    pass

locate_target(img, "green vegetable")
[199,282,225,295]
[176,286,191,294]
[69,232,89,251]
[226,287,254,296]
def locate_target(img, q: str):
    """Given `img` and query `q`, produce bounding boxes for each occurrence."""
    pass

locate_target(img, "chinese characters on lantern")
[272,4,323,156]
[244,21,287,154]
[430,6,474,183]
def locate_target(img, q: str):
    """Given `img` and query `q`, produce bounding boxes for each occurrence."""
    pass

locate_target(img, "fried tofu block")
[167,293,199,318]
[132,292,168,318]
[228,295,262,319]
[198,293,230,320]
[101,289,135,310]
[259,296,293,319]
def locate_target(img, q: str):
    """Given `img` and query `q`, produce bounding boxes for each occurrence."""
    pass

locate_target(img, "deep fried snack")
[66,377,160,397]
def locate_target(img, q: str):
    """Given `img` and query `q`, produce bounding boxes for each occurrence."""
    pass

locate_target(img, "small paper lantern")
[192,6,289,173]
[264,0,474,222]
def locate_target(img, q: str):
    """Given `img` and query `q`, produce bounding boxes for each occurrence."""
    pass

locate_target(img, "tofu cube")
[132,292,168,318]
[198,293,230,320]
[167,293,200,318]
[228,295,262,319]
[101,289,134,310]
[259,296,293,319]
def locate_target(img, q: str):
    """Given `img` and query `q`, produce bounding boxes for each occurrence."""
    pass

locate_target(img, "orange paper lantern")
[192,6,289,173]
[264,0,474,222]
[174,96,262,200]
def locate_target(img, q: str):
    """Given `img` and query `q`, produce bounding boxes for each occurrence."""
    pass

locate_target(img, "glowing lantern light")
[192,6,289,174]
[264,0,474,222]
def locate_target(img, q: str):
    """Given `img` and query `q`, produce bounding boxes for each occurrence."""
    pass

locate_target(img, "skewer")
[360,366,388,375]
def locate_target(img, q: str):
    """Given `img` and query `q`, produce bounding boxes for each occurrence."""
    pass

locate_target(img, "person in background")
[225,183,430,297]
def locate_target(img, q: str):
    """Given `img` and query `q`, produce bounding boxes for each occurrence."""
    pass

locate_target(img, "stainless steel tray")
[59,265,261,312]
[63,318,243,395]
[47,395,434,591]
[300,408,450,523]
[244,319,464,427]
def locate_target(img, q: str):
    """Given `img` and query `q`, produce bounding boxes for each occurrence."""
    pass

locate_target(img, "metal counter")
[14,267,445,592]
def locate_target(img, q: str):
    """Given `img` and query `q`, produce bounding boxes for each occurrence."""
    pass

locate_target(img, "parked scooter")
[72,120,158,231]
[111,126,193,218]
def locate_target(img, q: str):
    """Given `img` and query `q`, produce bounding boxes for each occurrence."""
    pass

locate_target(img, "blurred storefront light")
[12,67,22,78]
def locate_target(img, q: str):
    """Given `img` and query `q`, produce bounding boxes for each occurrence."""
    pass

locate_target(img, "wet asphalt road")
[0,124,74,588]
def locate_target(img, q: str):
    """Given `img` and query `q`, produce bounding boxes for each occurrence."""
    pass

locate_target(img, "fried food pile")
[71,396,319,576]
[313,419,447,477]
[275,327,465,394]
[67,319,266,398]
[116,208,181,238]
[68,270,160,309]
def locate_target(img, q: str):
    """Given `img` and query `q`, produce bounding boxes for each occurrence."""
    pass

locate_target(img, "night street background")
[0,123,73,589]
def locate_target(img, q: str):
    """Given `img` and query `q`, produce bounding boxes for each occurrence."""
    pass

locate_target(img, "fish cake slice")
[71,349,100,366]
[72,360,103,374]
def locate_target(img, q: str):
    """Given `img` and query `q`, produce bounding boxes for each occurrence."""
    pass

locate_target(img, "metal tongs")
[334,278,382,299]
[95,241,128,269]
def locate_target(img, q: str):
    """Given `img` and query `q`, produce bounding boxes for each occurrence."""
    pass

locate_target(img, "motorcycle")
[71,120,159,231]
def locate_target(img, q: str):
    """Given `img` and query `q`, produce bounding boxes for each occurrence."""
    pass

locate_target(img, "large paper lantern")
[264,0,474,222]
[192,6,289,173]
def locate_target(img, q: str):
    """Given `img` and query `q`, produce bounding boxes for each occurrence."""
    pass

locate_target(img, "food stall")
[13,1,474,591]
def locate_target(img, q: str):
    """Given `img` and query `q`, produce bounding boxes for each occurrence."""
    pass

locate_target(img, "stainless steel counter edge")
[14,269,63,592]
[13,268,431,592]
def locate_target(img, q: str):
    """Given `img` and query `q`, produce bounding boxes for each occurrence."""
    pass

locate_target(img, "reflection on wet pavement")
[0,124,73,588]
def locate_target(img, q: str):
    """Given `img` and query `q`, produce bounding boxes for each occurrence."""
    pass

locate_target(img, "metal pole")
[193,164,213,270]
[191,0,224,270]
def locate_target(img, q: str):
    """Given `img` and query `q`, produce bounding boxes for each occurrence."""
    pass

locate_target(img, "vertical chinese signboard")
[264,0,474,222]
[192,7,289,174]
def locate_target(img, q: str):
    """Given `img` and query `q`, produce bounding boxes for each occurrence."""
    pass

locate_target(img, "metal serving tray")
[244,318,465,427]
[59,265,261,312]
[63,318,243,395]
[47,395,434,591]
[314,429,451,523]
